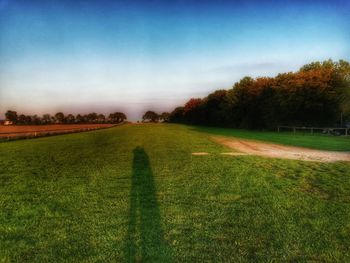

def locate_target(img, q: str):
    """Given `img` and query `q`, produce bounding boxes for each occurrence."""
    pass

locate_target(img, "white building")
[4,120,13,125]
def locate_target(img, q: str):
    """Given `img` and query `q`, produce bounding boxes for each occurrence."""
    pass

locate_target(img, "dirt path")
[212,136,350,162]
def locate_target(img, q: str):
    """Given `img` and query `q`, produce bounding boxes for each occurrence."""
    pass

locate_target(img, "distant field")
[1,124,349,262]
[0,124,115,139]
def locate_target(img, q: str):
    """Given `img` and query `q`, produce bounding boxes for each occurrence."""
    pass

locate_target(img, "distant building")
[4,120,13,125]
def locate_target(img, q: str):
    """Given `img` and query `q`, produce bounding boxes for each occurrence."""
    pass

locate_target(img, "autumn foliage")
[169,59,350,128]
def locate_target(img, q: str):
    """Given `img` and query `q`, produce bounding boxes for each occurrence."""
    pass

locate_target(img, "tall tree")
[169,107,185,123]
[32,115,41,125]
[76,114,84,123]
[205,90,229,126]
[170,59,350,129]
[18,114,26,124]
[116,112,127,123]
[42,114,52,124]
[109,112,127,123]
[5,110,18,124]
[25,115,32,125]
[160,112,170,122]
[55,112,65,124]
[66,114,75,124]
[183,98,203,124]
[87,112,98,123]
[142,111,159,122]
[97,114,105,123]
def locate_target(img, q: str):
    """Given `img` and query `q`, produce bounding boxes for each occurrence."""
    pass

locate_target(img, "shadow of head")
[133,146,146,156]
[132,147,151,176]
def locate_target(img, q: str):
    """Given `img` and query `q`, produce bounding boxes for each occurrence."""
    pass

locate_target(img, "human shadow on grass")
[124,147,172,262]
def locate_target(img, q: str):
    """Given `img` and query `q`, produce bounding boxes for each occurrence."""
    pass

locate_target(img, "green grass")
[190,125,350,151]
[1,123,350,262]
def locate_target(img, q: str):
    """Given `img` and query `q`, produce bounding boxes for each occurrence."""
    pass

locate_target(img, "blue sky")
[0,0,349,120]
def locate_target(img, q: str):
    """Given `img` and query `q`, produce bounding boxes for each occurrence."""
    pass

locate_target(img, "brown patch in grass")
[212,136,350,162]
[220,152,249,156]
[300,183,330,200]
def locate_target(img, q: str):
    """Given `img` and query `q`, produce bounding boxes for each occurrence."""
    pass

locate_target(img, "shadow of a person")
[125,147,172,262]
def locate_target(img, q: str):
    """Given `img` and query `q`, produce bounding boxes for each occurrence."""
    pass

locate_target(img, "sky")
[0,0,349,120]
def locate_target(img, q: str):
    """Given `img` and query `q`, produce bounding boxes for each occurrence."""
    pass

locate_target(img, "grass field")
[1,124,350,262]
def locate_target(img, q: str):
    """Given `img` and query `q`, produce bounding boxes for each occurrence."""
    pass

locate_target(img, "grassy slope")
[189,125,350,151]
[1,124,350,262]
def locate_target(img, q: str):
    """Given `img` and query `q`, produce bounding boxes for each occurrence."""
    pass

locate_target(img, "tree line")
[4,111,127,125]
[169,59,350,129]
[142,111,170,122]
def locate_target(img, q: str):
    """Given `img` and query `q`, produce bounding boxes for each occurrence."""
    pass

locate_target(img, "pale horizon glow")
[1,0,349,120]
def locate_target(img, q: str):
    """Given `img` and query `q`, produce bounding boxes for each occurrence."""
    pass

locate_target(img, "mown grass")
[1,123,350,262]
[190,125,350,151]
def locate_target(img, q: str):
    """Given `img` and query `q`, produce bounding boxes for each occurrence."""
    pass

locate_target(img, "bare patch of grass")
[213,136,350,162]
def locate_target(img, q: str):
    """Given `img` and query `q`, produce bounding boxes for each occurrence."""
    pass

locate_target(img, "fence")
[277,126,349,136]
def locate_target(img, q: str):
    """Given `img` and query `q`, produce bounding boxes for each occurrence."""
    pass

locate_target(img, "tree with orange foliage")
[169,59,350,129]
